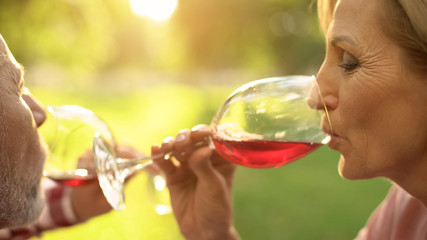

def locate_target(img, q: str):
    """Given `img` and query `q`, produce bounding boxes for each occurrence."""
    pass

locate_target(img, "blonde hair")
[317,0,427,72]
[316,0,338,34]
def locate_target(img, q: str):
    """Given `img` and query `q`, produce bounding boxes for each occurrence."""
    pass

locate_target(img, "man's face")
[0,35,47,228]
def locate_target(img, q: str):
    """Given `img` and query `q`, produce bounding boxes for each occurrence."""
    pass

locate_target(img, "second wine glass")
[40,105,114,186]
[39,105,170,213]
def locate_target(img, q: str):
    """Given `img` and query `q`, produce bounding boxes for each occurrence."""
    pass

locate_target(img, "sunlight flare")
[130,0,178,22]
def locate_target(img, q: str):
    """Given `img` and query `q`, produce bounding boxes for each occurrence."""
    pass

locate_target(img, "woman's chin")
[337,155,365,180]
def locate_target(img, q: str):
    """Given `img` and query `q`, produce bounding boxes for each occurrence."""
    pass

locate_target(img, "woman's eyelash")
[339,60,360,72]
[339,51,360,72]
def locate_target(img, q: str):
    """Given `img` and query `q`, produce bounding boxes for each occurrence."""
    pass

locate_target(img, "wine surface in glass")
[212,138,322,168]
[48,176,97,187]
[47,170,97,187]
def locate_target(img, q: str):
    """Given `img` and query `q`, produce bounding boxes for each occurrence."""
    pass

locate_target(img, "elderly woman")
[153,0,427,239]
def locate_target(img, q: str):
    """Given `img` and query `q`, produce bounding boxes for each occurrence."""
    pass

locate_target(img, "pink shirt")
[0,180,82,240]
[356,185,427,240]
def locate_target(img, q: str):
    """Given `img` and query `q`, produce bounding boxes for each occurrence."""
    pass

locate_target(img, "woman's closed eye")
[339,51,360,72]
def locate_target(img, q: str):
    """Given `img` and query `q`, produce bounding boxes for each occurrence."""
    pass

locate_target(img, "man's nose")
[21,89,47,127]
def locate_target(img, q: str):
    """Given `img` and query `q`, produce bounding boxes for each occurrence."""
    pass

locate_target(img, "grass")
[30,84,391,240]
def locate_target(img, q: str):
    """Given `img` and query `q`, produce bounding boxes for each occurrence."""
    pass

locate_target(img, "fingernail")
[191,125,208,131]
[163,136,174,143]
[176,133,186,142]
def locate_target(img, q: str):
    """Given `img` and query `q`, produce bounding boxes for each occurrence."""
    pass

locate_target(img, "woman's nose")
[314,63,339,111]
[307,81,326,110]
[321,94,339,111]
[307,77,338,112]
[21,89,47,127]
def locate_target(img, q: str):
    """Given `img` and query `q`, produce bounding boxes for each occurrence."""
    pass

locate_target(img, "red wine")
[212,139,322,168]
[46,170,97,187]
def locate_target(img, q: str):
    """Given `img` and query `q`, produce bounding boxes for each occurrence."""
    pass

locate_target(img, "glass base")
[93,133,126,211]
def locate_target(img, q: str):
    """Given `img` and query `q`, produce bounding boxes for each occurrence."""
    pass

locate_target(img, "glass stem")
[207,136,216,150]
[115,153,164,181]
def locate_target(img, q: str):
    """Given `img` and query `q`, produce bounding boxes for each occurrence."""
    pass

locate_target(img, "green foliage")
[0,0,325,77]
[174,0,325,74]
[0,0,115,73]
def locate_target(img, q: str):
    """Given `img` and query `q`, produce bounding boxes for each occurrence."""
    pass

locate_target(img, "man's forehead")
[0,34,7,51]
[0,34,24,92]
[0,34,20,68]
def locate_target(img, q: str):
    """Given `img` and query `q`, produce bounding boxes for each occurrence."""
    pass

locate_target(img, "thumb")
[187,147,218,183]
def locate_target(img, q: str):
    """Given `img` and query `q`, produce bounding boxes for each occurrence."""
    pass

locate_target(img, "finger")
[152,144,176,176]
[161,136,184,167]
[190,124,213,141]
[160,136,175,153]
[173,129,193,162]
[175,127,211,154]
[174,129,192,150]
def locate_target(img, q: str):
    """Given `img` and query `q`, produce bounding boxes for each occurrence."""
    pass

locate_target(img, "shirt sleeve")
[0,179,84,240]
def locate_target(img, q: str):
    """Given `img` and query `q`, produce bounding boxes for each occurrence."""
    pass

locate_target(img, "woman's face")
[317,0,427,181]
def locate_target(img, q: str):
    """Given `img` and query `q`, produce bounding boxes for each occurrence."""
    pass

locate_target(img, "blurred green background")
[0,0,391,239]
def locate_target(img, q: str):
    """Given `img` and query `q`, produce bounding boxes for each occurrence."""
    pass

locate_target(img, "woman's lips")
[322,125,335,137]
[321,113,336,136]
[320,114,340,148]
[322,124,341,149]
[322,118,335,135]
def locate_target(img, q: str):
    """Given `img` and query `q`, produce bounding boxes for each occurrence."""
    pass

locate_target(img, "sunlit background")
[0,0,390,239]
[130,0,178,22]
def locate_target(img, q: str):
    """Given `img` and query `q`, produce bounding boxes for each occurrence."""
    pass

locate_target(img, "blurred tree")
[0,0,325,80]
[0,0,117,72]
[172,0,325,75]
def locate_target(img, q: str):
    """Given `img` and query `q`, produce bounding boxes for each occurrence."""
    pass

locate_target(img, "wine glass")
[40,105,113,186]
[210,75,331,168]
[39,105,170,213]
[95,75,332,212]
[94,132,171,212]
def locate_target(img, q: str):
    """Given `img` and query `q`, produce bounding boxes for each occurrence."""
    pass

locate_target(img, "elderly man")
[0,34,139,239]
[0,33,47,229]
